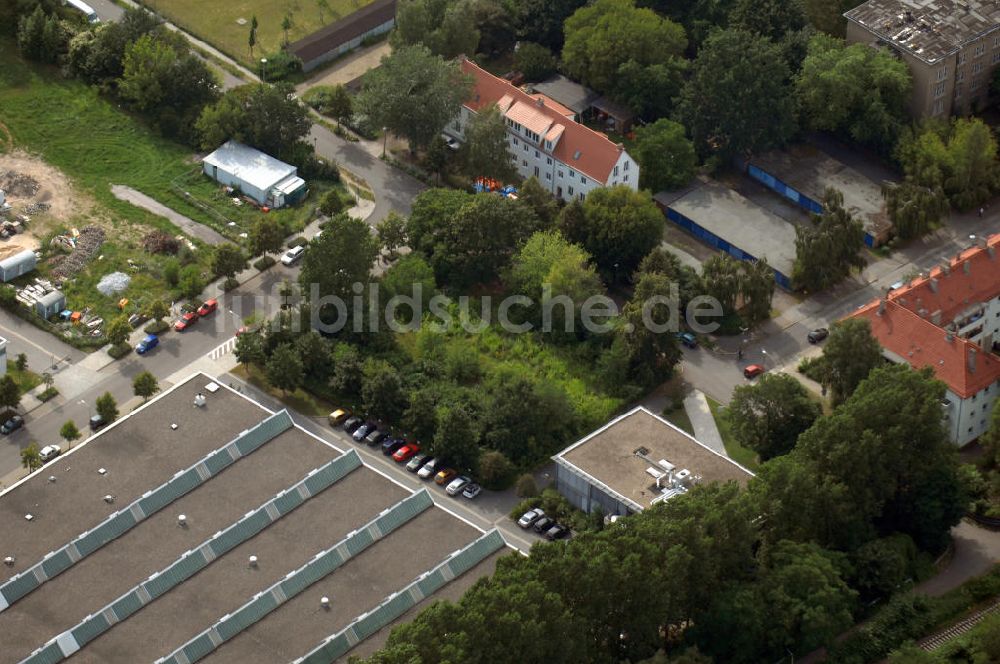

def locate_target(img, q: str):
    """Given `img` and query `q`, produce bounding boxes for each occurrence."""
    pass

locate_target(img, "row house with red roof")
[447,59,639,203]
[849,234,1000,445]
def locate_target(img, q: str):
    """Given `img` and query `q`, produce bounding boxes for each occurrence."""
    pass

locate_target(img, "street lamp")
[260,57,268,84]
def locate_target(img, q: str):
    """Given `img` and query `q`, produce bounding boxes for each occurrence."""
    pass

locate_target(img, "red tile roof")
[460,59,625,183]
[886,234,1000,323]
[847,234,1000,399]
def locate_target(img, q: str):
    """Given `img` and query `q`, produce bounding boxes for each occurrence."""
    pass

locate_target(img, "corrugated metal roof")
[202,141,297,193]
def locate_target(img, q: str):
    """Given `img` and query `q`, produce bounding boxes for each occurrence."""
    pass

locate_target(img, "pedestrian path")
[682,389,727,456]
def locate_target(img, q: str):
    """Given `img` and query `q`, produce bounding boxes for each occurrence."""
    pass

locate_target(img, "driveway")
[295,41,391,94]
[111,185,228,245]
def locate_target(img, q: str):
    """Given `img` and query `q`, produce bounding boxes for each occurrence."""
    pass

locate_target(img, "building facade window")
[994,35,1000,47]
[546,157,552,165]
[558,170,564,178]
[958,69,965,81]
[579,193,585,201]
[933,81,946,97]
[525,129,539,142]
[624,174,629,182]
[959,51,967,64]
[568,186,574,195]
[534,166,539,176]
[932,99,945,115]
[512,137,519,146]
[546,173,551,180]
[973,62,984,74]
[614,165,620,176]
[993,52,1000,64]
[624,161,629,171]
[535,150,540,158]
[522,159,528,167]
[975,43,985,57]
[581,176,587,185]
[972,78,981,90]
[523,144,528,152]
[937,66,948,80]
[569,169,576,178]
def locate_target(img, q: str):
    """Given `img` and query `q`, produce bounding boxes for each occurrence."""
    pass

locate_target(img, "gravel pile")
[96,271,130,296]
[50,226,105,279]
[0,171,39,197]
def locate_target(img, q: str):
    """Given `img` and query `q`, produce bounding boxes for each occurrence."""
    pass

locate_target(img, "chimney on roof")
[877,296,886,316]
[941,262,951,275]
[536,97,544,107]
[968,345,977,373]
[963,260,971,274]
[989,245,996,260]
[930,277,939,292]
[931,309,942,325]
[946,330,955,343]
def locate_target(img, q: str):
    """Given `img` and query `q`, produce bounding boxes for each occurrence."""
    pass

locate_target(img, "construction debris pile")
[96,271,130,296]
[49,226,104,279]
[0,171,39,198]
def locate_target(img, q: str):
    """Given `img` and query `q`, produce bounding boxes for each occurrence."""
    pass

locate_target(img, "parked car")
[128,312,148,328]
[1,415,24,434]
[174,312,198,331]
[533,516,555,534]
[434,468,458,486]
[406,453,429,472]
[677,332,698,349]
[417,458,442,479]
[89,414,106,431]
[342,416,363,433]
[280,245,305,266]
[807,328,829,344]
[462,483,482,499]
[545,523,571,540]
[517,508,545,529]
[889,280,904,291]
[196,298,218,317]
[743,364,765,379]
[446,475,471,496]
[39,444,62,462]
[365,429,388,447]
[381,437,405,456]
[392,443,421,462]
[135,334,159,354]
[328,409,350,427]
[352,423,374,442]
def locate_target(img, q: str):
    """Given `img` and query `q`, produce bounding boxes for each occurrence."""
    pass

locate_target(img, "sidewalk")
[682,389,726,456]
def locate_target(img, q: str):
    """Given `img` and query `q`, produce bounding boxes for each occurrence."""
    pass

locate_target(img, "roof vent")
[676,469,692,483]
[194,393,206,408]
[3,556,13,566]
[248,555,258,568]
[98,468,107,475]
[48,476,56,483]
[657,459,675,472]
[177,514,188,528]
[24,514,33,521]
[170,423,178,430]
[103,495,115,504]
[320,596,330,610]
[573,150,581,160]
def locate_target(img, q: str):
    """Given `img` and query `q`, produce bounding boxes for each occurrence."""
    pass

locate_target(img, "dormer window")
[545,140,552,150]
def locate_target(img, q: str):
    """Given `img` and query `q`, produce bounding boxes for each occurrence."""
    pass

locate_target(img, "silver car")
[417,457,441,480]
[445,476,471,496]
[517,508,545,529]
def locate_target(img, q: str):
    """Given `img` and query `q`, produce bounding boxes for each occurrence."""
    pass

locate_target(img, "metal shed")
[35,289,66,320]
[202,141,308,208]
[0,249,37,282]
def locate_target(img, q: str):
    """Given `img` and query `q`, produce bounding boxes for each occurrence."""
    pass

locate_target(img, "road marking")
[208,337,237,360]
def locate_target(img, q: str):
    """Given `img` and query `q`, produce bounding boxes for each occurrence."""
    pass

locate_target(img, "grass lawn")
[662,403,694,436]
[705,396,759,471]
[233,364,337,417]
[7,367,42,395]
[142,0,376,66]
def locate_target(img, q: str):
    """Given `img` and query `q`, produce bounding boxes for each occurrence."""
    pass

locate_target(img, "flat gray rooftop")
[656,181,797,277]
[0,373,512,664]
[750,145,891,241]
[555,407,753,511]
[846,0,1000,64]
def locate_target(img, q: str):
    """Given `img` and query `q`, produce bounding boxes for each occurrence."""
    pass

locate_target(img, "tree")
[820,317,882,404]
[517,177,559,225]
[234,329,266,370]
[178,264,205,299]
[0,374,21,412]
[741,258,776,327]
[729,0,806,42]
[792,188,866,293]
[515,472,539,497]
[356,45,473,151]
[562,0,686,96]
[145,298,171,324]
[729,373,821,460]
[701,254,742,315]
[380,254,437,325]
[211,243,247,287]
[392,0,481,60]
[330,342,364,398]
[612,58,687,119]
[618,272,683,388]
[66,7,161,85]
[409,191,543,289]
[281,13,293,45]
[247,14,257,60]
[299,213,378,327]
[424,135,449,182]
[266,343,304,394]
[96,392,119,425]
[106,314,132,349]
[559,185,664,281]
[796,34,912,154]
[678,28,797,159]
[432,405,481,473]
[132,371,160,402]
[881,179,949,240]
[16,6,47,62]
[319,190,345,216]
[119,34,174,112]
[294,330,333,383]
[196,82,312,162]
[514,42,557,82]
[14,353,27,372]
[60,420,81,450]
[376,212,408,259]
[21,443,42,475]
[325,84,353,126]
[634,119,696,192]
[462,104,517,182]
[361,358,406,422]
[512,0,588,51]
[803,0,856,36]
[249,218,285,256]
[478,449,513,489]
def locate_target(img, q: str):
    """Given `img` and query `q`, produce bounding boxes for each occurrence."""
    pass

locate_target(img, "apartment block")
[845,0,1000,117]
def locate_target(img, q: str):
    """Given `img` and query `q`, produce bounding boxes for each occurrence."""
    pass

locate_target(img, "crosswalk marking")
[208,337,237,360]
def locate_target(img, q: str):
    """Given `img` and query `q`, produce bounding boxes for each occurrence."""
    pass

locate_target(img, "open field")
[142,0,375,66]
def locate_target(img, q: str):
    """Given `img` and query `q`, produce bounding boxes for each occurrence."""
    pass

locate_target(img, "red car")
[743,364,765,379]
[392,443,421,462]
[174,312,198,331]
[197,298,218,317]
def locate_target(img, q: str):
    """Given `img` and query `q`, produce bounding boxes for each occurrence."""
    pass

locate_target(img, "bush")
[142,230,179,255]
[144,320,170,335]
[108,342,132,359]
[287,236,308,249]
[509,489,592,532]
[163,258,180,286]
[515,473,539,498]
[798,355,828,383]
[478,450,514,489]
[253,255,276,271]
[261,50,302,81]
[37,386,58,402]
[319,189,345,216]
[515,42,557,82]
[178,265,204,299]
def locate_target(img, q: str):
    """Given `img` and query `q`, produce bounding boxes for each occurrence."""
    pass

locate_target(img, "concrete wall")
[202,162,268,206]
[554,462,633,516]
[300,19,395,73]
[945,385,998,446]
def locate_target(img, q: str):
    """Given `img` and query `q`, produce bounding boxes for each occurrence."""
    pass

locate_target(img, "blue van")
[136,334,159,354]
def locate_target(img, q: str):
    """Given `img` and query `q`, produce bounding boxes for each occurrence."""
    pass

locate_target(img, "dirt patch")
[0,151,90,223]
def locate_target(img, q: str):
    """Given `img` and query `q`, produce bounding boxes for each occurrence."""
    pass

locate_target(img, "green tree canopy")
[105,314,132,348]
[249,218,286,257]
[299,213,378,327]
[634,119,696,192]
[211,243,247,282]
[380,254,437,325]
[234,329,265,369]
[818,317,883,404]
[558,185,664,282]
[361,358,407,422]
[514,41,557,82]
[21,443,42,474]
[796,34,912,154]
[266,343,304,394]
[462,104,516,183]
[728,373,821,460]
[60,420,82,447]
[294,330,333,383]
[729,0,806,42]
[356,45,473,150]
[132,371,160,402]
[392,0,481,59]
[0,374,20,412]
[792,188,866,293]
[678,28,797,159]
[431,405,481,473]
[511,0,587,51]
[96,392,118,424]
